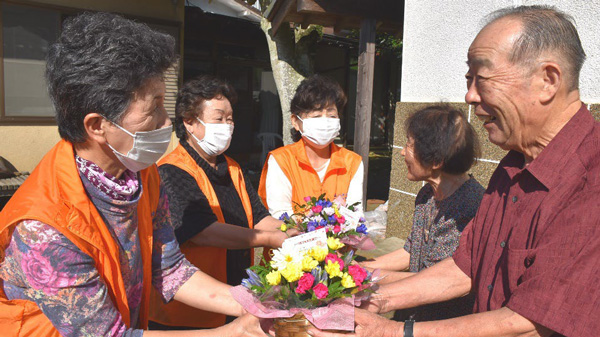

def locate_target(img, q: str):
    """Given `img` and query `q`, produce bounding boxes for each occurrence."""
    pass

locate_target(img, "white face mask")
[297,116,341,146]
[189,117,234,157]
[105,120,172,173]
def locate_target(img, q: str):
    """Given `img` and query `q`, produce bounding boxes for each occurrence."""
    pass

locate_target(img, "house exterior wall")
[387,1,600,239]
[0,0,184,173]
[28,0,184,22]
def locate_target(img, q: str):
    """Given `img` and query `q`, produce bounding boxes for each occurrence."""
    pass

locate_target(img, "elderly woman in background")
[361,104,485,321]
[0,13,267,337]
[149,75,290,329]
[258,75,364,218]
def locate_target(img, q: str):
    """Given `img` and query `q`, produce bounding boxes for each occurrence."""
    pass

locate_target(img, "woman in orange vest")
[0,13,266,337]
[149,75,289,330]
[258,75,364,218]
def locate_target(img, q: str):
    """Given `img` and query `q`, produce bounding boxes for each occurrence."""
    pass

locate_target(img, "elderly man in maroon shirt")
[310,5,599,337]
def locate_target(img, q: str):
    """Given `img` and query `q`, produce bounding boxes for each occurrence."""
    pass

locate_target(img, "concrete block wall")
[386,102,600,240]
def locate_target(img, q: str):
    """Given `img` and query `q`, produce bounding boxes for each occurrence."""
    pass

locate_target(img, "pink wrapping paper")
[230,285,356,331]
[341,235,376,250]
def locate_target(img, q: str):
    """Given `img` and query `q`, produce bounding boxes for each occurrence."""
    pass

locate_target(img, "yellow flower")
[266,270,281,286]
[324,260,343,278]
[333,205,341,217]
[280,224,287,232]
[327,237,345,250]
[341,273,356,288]
[302,256,319,272]
[280,262,303,283]
[308,246,328,262]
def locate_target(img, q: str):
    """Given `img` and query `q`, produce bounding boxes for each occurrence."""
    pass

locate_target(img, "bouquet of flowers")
[278,194,374,251]
[230,195,379,335]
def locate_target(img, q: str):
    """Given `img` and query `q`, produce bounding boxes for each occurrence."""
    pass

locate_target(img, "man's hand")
[307,309,402,337]
[359,291,389,314]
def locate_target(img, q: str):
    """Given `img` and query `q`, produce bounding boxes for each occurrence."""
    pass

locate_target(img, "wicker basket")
[273,313,315,337]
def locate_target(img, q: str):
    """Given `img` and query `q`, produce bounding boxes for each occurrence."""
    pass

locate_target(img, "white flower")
[271,245,304,271]
[338,206,362,232]
[323,207,335,216]
[312,215,324,222]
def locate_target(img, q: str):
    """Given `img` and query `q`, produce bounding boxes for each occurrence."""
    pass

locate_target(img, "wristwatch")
[403,319,415,337]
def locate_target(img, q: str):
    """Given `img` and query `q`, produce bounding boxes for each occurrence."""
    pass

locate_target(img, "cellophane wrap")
[231,285,359,331]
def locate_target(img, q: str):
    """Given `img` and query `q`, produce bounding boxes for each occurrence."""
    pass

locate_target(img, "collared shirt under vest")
[258,138,363,212]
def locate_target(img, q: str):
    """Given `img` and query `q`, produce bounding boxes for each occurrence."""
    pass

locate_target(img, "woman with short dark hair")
[149,75,289,329]
[361,104,485,321]
[258,75,364,218]
[0,12,267,337]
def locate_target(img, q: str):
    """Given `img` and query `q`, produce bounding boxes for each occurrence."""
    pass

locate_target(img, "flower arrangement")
[278,194,372,250]
[230,195,378,334]
[241,237,375,309]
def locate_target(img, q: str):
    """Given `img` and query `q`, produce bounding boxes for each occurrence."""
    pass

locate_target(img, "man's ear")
[83,113,109,145]
[538,61,561,104]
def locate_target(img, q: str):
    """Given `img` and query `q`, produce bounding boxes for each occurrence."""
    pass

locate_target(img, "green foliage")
[347,30,403,59]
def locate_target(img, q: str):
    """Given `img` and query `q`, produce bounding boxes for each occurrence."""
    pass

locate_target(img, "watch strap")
[403,319,415,337]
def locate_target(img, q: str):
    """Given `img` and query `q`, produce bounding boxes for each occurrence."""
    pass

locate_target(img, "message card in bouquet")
[282,228,327,252]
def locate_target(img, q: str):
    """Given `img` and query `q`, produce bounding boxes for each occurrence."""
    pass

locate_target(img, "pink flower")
[312,205,323,213]
[21,243,76,295]
[313,283,329,299]
[333,225,341,234]
[304,196,311,202]
[333,194,347,207]
[336,215,346,224]
[296,273,315,294]
[348,265,368,285]
[325,253,344,270]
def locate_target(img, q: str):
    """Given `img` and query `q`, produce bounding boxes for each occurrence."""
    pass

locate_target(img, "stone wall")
[386,102,600,239]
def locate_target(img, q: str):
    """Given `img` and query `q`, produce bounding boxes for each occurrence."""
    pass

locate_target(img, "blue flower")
[307,224,316,232]
[356,224,368,234]
[241,278,252,289]
[245,269,263,288]
[279,212,290,221]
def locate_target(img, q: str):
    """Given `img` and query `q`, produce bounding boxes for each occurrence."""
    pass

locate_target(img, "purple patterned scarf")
[75,155,139,201]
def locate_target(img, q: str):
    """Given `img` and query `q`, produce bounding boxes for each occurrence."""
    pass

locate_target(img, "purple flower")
[279,212,290,221]
[356,224,368,234]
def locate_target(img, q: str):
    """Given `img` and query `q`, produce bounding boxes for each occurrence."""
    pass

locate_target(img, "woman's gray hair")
[485,5,586,91]
[46,12,177,143]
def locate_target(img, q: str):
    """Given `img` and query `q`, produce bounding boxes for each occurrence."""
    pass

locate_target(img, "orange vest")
[258,139,363,211]
[0,140,159,336]
[149,143,254,328]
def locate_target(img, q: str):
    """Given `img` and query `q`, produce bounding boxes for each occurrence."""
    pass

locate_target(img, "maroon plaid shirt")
[453,104,600,337]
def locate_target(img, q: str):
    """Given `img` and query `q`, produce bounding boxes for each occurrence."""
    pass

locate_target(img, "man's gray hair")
[485,5,586,91]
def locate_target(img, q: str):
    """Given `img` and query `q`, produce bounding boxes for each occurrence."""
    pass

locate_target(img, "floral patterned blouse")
[0,156,198,337]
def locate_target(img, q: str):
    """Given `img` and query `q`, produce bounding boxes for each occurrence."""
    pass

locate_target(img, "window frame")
[0,0,182,124]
